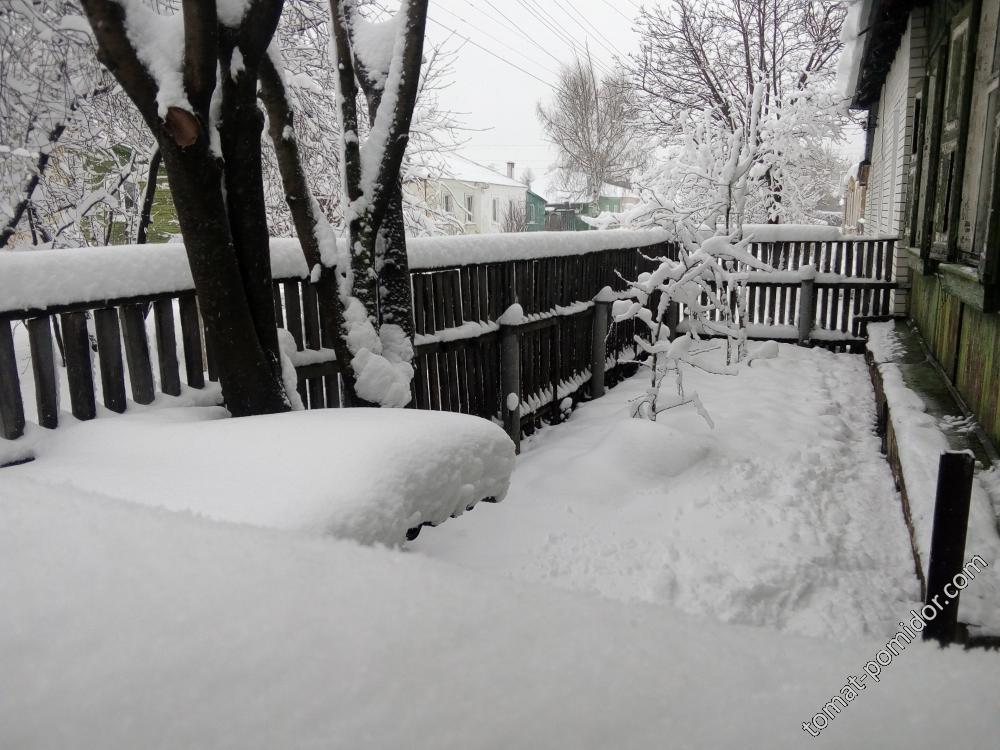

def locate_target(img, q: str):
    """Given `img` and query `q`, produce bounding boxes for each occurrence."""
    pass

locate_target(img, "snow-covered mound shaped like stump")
[8,408,515,546]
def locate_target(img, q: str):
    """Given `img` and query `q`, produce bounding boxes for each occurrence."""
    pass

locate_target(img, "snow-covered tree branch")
[537,49,646,204]
[627,0,849,224]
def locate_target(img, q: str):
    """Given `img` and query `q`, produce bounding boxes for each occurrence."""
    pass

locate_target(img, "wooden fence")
[0,235,896,455]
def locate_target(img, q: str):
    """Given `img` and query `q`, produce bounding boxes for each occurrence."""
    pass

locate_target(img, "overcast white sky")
[421,0,865,182]
[422,0,642,180]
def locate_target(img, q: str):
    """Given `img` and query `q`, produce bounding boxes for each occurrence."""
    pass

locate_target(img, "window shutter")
[917,49,948,259]
[930,11,972,257]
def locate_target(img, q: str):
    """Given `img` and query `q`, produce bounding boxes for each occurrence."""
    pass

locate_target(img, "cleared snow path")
[412,344,922,640]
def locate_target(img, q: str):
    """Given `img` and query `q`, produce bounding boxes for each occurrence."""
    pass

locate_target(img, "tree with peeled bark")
[79,0,291,416]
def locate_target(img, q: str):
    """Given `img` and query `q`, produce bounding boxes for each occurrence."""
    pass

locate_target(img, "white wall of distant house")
[436,179,526,234]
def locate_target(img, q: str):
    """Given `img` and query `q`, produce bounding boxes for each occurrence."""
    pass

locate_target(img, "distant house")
[533,171,640,231]
[844,0,1000,446]
[405,154,528,234]
[842,160,871,234]
[526,191,546,232]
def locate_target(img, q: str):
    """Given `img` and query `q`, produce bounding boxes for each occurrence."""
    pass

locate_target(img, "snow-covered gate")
[0,232,896,452]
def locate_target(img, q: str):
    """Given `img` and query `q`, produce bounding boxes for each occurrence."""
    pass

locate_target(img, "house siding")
[910,265,1000,447]
[865,10,927,315]
[526,192,546,232]
[897,0,1000,450]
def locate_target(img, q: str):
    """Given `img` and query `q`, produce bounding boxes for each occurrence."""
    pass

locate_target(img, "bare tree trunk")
[158,134,289,415]
[329,0,427,404]
[258,52,357,403]
[136,148,161,244]
[376,180,414,337]
[217,36,283,378]
[81,0,290,417]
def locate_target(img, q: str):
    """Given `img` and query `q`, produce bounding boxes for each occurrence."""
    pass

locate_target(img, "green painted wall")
[597,196,623,214]
[909,267,1000,448]
[526,192,546,232]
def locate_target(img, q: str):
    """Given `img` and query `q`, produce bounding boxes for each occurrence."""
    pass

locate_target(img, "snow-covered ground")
[868,322,1000,635]
[412,345,930,639]
[3,342,999,747]
[3,465,999,749]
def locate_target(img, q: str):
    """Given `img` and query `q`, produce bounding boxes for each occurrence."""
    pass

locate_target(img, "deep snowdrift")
[2,407,514,546]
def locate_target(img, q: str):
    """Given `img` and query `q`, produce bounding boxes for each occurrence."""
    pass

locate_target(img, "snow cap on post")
[594,285,616,303]
[498,303,526,326]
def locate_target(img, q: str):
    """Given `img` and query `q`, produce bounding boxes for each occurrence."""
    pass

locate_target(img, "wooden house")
[846,0,1000,447]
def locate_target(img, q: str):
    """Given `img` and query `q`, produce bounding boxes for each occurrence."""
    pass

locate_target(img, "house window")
[444,194,452,214]
[527,202,535,222]
[465,195,474,221]
[492,198,499,222]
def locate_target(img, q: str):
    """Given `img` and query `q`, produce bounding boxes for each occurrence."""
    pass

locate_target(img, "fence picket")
[178,295,205,388]
[120,304,155,405]
[61,311,96,421]
[153,299,181,397]
[28,316,59,428]
[0,320,25,439]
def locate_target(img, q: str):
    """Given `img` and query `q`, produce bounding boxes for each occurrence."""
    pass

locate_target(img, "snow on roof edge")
[434,153,526,189]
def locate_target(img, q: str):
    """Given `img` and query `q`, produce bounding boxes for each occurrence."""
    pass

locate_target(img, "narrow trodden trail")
[411,344,922,640]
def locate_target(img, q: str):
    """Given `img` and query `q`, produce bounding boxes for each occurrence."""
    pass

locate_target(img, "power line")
[511,0,616,78]
[549,0,620,59]
[600,0,635,24]
[524,0,618,77]
[554,0,625,60]
[469,0,572,72]
[432,3,561,78]
[425,16,556,90]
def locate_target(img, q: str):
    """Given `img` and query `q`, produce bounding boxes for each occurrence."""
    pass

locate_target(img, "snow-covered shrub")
[590,84,778,425]
[609,228,771,425]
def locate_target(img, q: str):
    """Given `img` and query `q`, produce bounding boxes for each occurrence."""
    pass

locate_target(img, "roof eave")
[850,0,924,108]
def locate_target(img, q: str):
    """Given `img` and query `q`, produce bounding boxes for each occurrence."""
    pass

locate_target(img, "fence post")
[500,320,521,454]
[591,286,614,399]
[0,319,25,440]
[797,264,816,345]
[665,300,680,342]
[923,451,976,644]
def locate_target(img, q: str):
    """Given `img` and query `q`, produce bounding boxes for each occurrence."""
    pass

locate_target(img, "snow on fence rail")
[0,233,896,453]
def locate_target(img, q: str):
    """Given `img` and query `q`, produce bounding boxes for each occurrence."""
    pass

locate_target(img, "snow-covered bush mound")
[5,408,515,546]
